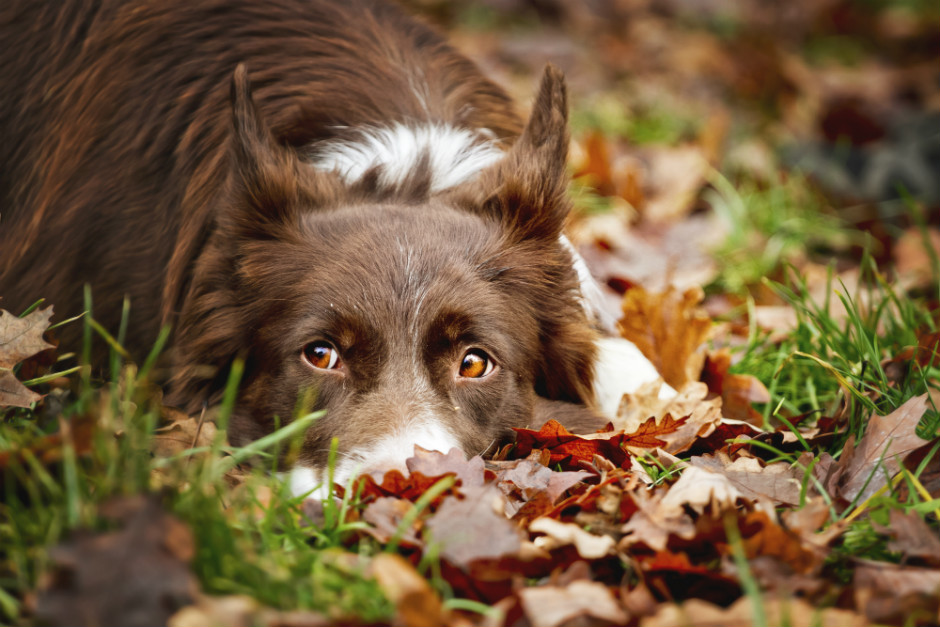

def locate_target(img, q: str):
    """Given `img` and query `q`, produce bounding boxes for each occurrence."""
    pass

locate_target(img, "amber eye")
[302,341,341,370]
[458,349,495,379]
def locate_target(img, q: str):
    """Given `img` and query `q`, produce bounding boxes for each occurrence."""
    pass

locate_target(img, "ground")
[2,1,939,625]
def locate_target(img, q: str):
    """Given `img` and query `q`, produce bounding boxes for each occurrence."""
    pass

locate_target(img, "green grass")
[0,305,394,625]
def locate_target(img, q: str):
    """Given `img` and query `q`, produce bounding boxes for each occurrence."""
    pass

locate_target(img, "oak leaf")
[529,517,615,559]
[0,307,55,408]
[424,486,522,569]
[405,446,487,489]
[690,454,805,507]
[618,382,729,455]
[622,414,688,449]
[617,285,711,389]
[836,394,932,504]
[512,420,629,470]
[518,580,628,627]
[0,307,55,368]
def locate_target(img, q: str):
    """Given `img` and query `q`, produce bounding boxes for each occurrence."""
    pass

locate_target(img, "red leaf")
[622,414,688,449]
[513,420,629,470]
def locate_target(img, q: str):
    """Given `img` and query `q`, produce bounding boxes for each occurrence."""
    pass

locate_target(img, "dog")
[0,0,663,494]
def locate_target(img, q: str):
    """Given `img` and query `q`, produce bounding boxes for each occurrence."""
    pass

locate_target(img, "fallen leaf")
[617,285,712,389]
[0,307,56,408]
[152,412,218,458]
[690,454,805,507]
[35,495,197,627]
[873,510,940,567]
[424,486,522,569]
[661,466,745,515]
[620,487,697,552]
[512,420,629,470]
[405,446,487,489]
[169,594,334,627]
[0,369,41,408]
[736,511,824,575]
[518,580,628,627]
[371,553,444,627]
[701,349,771,425]
[854,560,940,625]
[493,458,590,518]
[640,145,710,222]
[530,517,615,559]
[573,213,724,296]
[639,596,870,627]
[622,414,688,449]
[363,497,421,545]
[0,307,55,369]
[836,394,932,504]
[618,382,728,455]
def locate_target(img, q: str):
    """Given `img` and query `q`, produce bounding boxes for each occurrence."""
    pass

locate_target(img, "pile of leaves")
[3,0,940,625]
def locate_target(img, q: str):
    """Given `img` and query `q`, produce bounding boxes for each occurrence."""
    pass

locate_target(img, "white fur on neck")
[309,123,504,193]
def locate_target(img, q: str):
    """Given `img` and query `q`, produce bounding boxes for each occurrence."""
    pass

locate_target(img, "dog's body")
[1,0,649,491]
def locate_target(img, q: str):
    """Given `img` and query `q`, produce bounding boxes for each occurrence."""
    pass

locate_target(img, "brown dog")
[0,0,617,493]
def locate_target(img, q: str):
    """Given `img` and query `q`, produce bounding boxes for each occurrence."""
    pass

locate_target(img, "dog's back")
[0,0,521,348]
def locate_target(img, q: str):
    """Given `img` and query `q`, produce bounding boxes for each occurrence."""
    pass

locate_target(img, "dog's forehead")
[294,202,506,325]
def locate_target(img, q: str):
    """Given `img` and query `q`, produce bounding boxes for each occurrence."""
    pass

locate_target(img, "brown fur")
[0,0,600,472]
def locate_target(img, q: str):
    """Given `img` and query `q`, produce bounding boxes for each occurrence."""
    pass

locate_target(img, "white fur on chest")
[308,123,504,193]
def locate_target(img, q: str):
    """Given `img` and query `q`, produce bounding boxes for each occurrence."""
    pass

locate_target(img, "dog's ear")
[469,64,570,241]
[228,64,341,237]
[229,64,300,232]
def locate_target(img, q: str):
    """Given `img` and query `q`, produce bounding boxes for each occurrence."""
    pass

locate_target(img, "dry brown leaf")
[363,497,420,545]
[0,307,55,408]
[0,307,55,369]
[573,213,724,295]
[640,145,710,223]
[701,349,771,425]
[518,580,628,627]
[152,413,218,458]
[618,382,726,455]
[660,466,744,515]
[836,394,932,504]
[493,458,590,518]
[405,446,486,489]
[895,227,940,289]
[0,369,41,408]
[371,553,444,627]
[620,488,697,552]
[529,517,615,559]
[618,286,712,389]
[854,561,940,625]
[873,510,940,566]
[36,495,198,627]
[169,594,333,627]
[638,596,870,627]
[424,486,522,569]
[690,454,805,507]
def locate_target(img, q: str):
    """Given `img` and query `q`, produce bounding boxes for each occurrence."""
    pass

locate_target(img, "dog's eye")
[302,341,341,370]
[458,349,495,379]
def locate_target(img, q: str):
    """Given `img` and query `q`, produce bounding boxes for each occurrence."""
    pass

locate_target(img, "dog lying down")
[0,0,672,497]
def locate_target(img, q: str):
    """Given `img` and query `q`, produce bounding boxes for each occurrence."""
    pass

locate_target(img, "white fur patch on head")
[308,123,504,193]
[279,420,464,499]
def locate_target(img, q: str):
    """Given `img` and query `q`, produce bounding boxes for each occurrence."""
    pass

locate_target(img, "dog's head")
[172,65,599,492]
